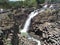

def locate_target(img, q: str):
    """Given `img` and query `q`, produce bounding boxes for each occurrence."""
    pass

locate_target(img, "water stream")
[20,5,48,45]
[49,4,53,9]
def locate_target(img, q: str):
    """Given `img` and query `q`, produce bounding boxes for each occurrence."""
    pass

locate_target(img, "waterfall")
[49,4,53,9]
[20,9,39,33]
[20,4,48,33]
[0,9,3,12]
[20,4,48,45]
[28,37,41,45]
[43,4,48,9]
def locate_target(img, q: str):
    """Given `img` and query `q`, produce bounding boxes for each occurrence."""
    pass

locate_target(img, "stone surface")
[0,6,60,45]
[29,9,60,45]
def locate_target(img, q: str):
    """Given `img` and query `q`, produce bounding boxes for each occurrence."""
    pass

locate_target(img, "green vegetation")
[0,0,45,8]
[0,0,60,8]
[0,0,9,8]
[23,0,37,7]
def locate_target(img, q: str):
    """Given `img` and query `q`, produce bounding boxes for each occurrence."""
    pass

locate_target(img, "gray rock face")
[0,7,60,45]
[0,8,36,45]
[29,9,60,45]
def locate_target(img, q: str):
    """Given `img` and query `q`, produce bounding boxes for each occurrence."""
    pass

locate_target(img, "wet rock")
[29,9,60,45]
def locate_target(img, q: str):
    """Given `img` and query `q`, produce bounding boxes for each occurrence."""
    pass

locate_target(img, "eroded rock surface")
[29,9,60,45]
[0,7,60,45]
[0,8,36,45]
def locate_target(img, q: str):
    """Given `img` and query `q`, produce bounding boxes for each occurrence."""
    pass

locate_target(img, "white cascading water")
[0,8,3,12]
[49,4,53,9]
[43,4,48,9]
[20,4,48,45]
[20,9,39,33]
[20,4,48,33]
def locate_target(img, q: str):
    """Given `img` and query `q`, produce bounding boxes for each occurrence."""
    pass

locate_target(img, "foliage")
[0,0,9,8]
[23,0,37,7]
[0,0,45,8]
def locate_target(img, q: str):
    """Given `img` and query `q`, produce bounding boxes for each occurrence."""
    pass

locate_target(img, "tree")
[23,0,37,7]
[0,0,10,8]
